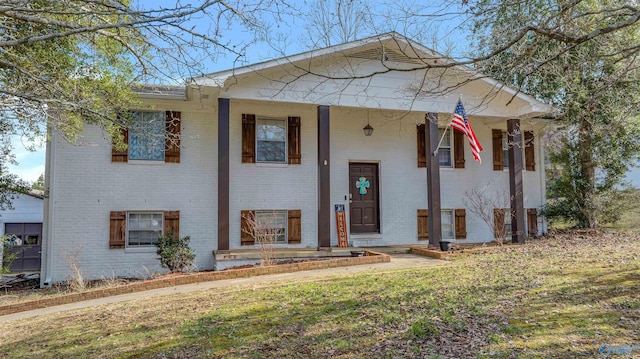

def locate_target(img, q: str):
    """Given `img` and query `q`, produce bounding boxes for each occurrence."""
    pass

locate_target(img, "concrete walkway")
[0,254,447,324]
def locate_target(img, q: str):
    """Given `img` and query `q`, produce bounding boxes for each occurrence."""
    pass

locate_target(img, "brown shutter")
[164,211,180,238]
[417,124,426,168]
[111,127,129,162]
[527,208,538,237]
[109,211,126,248]
[165,111,181,163]
[288,117,302,164]
[417,209,429,240]
[288,209,302,244]
[524,131,535,171]
[454,130,465,168]
[492,129,503,171]
[242,114,256,163]
[241,210,255,245]
[455,209,467,239]
[494,208,505,239]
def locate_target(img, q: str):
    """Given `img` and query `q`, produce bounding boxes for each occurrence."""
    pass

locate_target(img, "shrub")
[155,232,195,273]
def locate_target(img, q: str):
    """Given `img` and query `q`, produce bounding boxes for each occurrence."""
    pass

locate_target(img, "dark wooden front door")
[349,163,380,233]
[3,223,42,272]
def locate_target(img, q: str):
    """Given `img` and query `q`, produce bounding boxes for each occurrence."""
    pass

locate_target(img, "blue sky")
[8,1,470,184]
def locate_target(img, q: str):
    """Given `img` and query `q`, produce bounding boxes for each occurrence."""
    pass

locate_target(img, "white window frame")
[254,210,288,244]
[438,128,453,168]
[256,117,287,164]
[127,212,164,247]
[128,111,166,161]
[441,209,455,240]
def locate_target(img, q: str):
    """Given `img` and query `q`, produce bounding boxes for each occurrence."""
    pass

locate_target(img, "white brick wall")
[46,99,218,283]
[228,100,318,248]
[45,96,546,282]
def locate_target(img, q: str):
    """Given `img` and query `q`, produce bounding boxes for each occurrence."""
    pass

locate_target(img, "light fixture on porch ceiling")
[363,109,374,136]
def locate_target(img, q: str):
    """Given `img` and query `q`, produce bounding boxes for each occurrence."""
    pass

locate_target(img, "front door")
[3,223,42,272]
[349,163,380,233]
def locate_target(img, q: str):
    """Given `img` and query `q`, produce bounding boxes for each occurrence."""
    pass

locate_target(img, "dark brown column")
[218,98,230,252]
[426,112,442,246]
[317,105,331,249]
[508,119,525,244]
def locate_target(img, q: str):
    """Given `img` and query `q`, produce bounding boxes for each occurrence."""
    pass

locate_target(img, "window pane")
[257,141,286,162]
[255,210,287,243]
[439,148,451,166]
[24,235,39,245]
[441,211,454,239]
[128,212,163,246]
[438,128,451,146]
[129,112,165,161]
[257,119,286,141]
[502,133,510,168]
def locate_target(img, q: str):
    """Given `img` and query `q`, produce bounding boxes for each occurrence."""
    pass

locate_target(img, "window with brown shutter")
[112,111,180,163]
[417,209,428,240]
[109,211,127,248]
[494,208,505,239]
[241,114,256,163]
[164,211,180,238]
[288,117,302,165]
[492,129,503,171]
[524,131,535,171]
[288,210,302,244]
[454,131,465,168]
[417,124,426,168]
[455,209,467,239]
[527,208,538,237]
[165,111,181,163]
[111,127,129,162]
[240,210,255,245]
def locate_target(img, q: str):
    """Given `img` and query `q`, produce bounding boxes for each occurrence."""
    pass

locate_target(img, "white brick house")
[41,33,553,285]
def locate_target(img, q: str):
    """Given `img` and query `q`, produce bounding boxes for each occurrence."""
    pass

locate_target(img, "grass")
[1,231,639,358]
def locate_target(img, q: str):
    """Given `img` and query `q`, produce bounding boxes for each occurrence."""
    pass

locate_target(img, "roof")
[132,84,187,100]
[192,32,553,117]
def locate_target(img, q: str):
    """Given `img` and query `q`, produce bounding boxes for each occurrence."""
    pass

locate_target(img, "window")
[441,210,455,239]
[127,212,163,246]
[129,111,166,161]
[254,210,287,243]
[502,131,510,169]
[503,209,513,236]
[4,223,41,246]
[438,128,452,167]
[256,118,287,163]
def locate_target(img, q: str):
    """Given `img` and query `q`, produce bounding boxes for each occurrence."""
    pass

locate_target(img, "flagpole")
[433,96,464,156]
[432,121,452,156]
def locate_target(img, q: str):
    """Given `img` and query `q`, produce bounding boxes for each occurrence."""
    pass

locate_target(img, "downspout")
[41,130,56,287]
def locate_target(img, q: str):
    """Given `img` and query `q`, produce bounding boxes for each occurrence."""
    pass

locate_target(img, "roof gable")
[194,33,552,118]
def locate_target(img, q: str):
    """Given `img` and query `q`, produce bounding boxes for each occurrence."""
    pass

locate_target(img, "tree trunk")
[578,119,597,228]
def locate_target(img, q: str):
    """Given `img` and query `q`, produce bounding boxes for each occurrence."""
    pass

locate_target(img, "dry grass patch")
[0,230,638,358]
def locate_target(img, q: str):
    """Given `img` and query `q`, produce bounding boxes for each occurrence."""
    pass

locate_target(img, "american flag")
[450,99,483,163]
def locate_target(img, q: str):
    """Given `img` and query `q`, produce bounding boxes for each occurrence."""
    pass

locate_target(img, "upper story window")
[438,128,452,167]
[256,118,287,163]
[128,111,166,161]
[502,131,510,169]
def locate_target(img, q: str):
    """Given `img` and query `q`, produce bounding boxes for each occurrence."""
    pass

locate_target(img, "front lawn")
[0,231,638,358]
